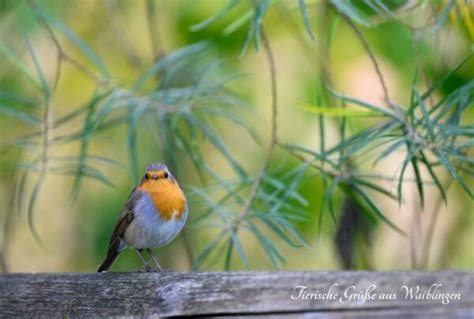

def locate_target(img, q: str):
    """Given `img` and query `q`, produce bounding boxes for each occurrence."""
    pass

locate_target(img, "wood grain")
[0,271,472,318]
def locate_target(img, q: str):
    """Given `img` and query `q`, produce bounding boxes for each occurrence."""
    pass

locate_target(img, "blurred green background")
[0,0,472,272]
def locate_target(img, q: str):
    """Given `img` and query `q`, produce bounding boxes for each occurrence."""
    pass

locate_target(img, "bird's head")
[140,163,175,185]
[138,163,186,220]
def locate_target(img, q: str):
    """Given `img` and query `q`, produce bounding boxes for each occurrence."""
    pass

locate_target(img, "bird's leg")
[147,249,163,271]
[135,249,153,272]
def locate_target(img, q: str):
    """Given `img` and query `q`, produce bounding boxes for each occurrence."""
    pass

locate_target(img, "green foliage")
[186,0,473,269]
[0,0,472,272]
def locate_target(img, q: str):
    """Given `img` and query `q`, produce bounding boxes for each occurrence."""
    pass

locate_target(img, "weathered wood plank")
[220,307,474,319]
[0,271,472,317]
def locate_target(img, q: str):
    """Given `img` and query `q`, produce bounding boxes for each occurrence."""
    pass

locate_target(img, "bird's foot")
[132,268,145,273]
[133,265,154,273]
[153,267,171,273]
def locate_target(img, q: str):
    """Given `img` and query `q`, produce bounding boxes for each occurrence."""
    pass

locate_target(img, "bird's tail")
[97,250,119,272]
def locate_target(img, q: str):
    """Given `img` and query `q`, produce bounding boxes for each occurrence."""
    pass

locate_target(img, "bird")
[97,163,188,272]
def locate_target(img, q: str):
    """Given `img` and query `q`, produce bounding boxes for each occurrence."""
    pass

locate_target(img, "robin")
[97,163,188,272]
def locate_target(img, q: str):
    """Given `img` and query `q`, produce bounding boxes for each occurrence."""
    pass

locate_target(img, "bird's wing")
[107,187,141,251]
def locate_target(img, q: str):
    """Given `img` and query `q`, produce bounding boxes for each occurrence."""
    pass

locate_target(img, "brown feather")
[97,188,140,272]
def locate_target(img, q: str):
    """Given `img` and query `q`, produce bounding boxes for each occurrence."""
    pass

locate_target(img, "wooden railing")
[0,271,472,317]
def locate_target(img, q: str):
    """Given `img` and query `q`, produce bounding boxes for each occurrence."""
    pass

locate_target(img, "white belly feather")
[122,192,188,250]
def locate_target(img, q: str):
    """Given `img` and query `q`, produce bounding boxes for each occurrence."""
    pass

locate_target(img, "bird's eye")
[164,171,169,179]
[144,174,149,180]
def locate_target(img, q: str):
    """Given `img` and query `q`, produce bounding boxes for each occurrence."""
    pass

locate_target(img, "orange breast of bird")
[138,180,186,221]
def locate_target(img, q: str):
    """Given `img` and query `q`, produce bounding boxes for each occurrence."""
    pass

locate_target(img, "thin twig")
[27,0,105,85]
[233,27,277,228]
[26,89,52,242]
[409,23,435,270]
[62,55,105,85]
[412,33,436,108]
[343,16,393,110]
[339,11,416,142]
[278,144,337,178]
[421,171,456,268]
